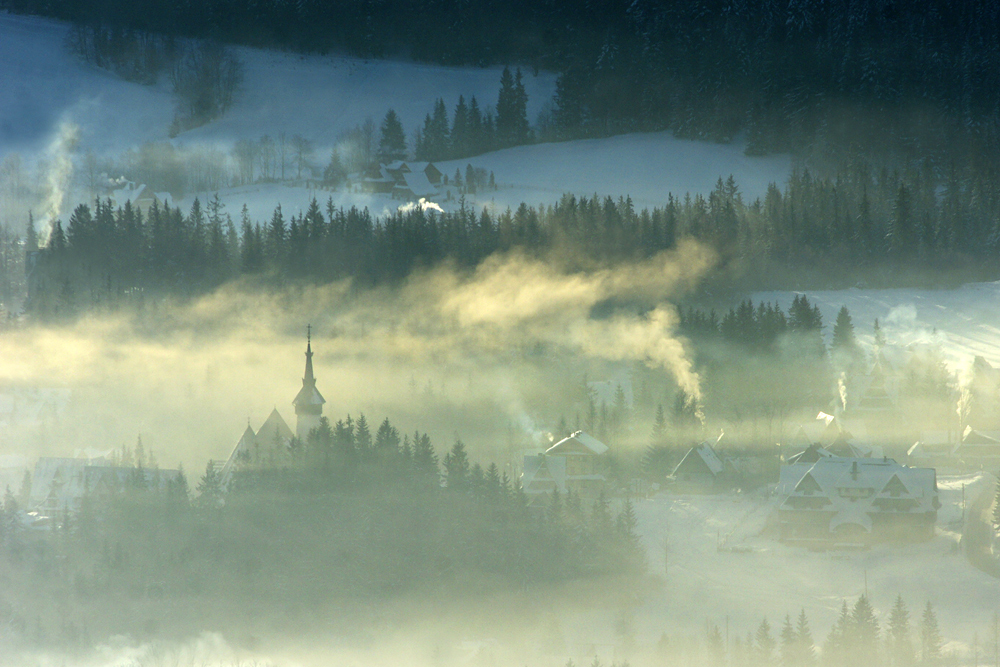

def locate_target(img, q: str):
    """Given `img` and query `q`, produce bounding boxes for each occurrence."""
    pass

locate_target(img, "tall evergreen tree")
[888,594,915,667]
[378,109,407,162]
[919,601,942,666]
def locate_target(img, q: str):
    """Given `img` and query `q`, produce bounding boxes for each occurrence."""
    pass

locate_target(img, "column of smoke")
[37,121,80,245]
[430,239,714,411]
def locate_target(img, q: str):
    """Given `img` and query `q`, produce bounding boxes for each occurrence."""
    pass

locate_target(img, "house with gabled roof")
[775,455,939,544]
[669,436,725,493]
[521,430,609,502]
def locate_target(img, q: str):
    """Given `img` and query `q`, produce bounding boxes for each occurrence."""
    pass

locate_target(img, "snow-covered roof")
[672,441,724,477]
[521,453,567,494]
[545,430,608,456]
[776,457,938,530]
[395,170,438,198]
[257,408,293,446]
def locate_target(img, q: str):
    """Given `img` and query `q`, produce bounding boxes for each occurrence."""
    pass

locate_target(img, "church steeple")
[293,324,325,439]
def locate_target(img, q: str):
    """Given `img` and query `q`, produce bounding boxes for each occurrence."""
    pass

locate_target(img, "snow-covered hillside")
[0,12,792,225]
[753,284,1000,374]
[0,12,555,158]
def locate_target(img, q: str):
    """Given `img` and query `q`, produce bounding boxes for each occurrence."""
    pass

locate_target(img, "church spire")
[304,323,315,384]
[293,324,325,440]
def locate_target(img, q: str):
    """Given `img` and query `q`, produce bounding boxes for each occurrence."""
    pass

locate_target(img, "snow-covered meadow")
[0,11,792,227]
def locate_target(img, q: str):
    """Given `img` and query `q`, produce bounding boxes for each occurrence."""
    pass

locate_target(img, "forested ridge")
[23,157,1000,317]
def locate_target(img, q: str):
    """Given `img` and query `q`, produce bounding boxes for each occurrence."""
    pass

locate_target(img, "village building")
[109,181,172,216]
[909,425,1000,469]
[216,330,324,489]
[521,430,608,502]
[26,454,181,522]
[775,455,939,544]
[358,161,443,200]
[669,436,725,493]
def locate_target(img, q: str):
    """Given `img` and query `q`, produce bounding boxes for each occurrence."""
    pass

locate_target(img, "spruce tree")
[796,608,815,666]
[832,306,857,351]
[851,595,880,665]
[781,614,797,667]
[919,601,942,666]
[451,95,470,158]
[444,439,470,490]
[756,617,776,664]
[888,594,915,667]
[378,109,407,162]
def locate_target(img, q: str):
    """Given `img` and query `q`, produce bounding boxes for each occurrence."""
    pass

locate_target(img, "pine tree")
[992,479,1000,530]
[919,601,942,666]
[378,109,407,162]
[781,614,797,667]
[756,617,776,664]
[25,212,38,253]
[832,306,857,351]
[795,609,815,666]
[444,439,470,490]
[651,404,666,443]
[451,95,470,158]
[823,601,851,667]
[196,460,222,507]
[888,594,915,667]
[851,595,880,665]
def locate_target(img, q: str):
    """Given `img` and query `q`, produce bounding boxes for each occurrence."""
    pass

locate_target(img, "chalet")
[110,181,171,216]
[669,437,724,493]
[909,425,1000,468]
[775,456,939,544]
[521,430,608,502]
[359,161,443,200]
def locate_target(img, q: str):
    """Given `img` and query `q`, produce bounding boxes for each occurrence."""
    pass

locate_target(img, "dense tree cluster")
[0,411,643,647]
[24,156,1000,318]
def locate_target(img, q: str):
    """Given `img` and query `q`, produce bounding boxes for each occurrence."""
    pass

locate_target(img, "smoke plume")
[38,121,80,243]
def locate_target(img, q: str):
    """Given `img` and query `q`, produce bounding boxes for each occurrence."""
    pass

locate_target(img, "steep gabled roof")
[257,408,293,446]
[671,442,723,477]
[545,430,608,456]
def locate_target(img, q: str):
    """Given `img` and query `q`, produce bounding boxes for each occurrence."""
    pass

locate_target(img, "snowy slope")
[0,12,792,225]
[753,283,1000,374]
[0,12,554,159]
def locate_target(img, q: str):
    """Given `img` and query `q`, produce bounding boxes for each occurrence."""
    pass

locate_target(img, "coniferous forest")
[24,159,1000,318]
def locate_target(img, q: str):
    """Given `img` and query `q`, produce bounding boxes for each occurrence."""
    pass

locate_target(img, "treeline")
[0,412,643,647]
[26,158,1000,317]
[676,594,965,667]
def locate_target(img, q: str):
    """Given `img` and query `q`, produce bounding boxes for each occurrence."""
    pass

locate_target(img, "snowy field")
[0,12,555,158]
[0,12,792,225]
[621,472,999,654]
[754,284,1000,374]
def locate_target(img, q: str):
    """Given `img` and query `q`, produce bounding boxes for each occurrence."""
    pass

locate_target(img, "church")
[218,329,326,488]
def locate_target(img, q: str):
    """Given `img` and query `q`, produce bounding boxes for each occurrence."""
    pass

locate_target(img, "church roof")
[258,408,293,445]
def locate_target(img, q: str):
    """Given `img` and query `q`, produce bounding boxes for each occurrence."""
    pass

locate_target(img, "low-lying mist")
[0,241,713,470]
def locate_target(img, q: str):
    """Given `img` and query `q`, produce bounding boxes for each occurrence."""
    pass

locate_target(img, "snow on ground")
[1,12,791,225]
[753,284,1000,374]
[0,12,555,160]
[626,473,1000,651]
[179,132,793,223]
[434,132,792,211]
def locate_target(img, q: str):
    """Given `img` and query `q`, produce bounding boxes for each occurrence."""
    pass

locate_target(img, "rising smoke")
[37,121,80,243]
